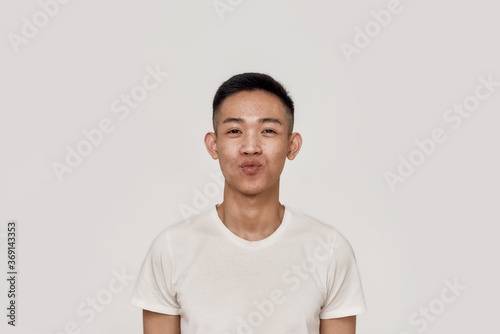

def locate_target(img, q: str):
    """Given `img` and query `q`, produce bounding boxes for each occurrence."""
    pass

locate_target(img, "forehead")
[218,90,287,121]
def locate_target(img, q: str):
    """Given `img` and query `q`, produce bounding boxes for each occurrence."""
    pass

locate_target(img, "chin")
[239,181,276,196]
[226,175,277,196]
[237,186,265,196]
[226,180,264,195]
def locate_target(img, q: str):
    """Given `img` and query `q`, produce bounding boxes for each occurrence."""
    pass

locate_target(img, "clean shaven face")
[208,90,300,196]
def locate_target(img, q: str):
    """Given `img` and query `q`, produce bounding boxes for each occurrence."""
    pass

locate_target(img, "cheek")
[265,148,288,170]
[217,144,238,165]
[266,141,289,158]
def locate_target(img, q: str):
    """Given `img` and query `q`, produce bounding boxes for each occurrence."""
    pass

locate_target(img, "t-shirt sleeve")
[130,231,180,315]
[319,231,367,319]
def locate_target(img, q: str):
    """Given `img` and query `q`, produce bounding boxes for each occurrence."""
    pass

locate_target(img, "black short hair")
[212,73,294,135]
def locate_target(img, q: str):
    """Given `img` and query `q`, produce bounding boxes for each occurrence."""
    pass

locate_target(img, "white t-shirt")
[130,205,366,333]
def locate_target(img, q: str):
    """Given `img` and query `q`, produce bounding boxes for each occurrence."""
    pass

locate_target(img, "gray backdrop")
[1,0,498,333]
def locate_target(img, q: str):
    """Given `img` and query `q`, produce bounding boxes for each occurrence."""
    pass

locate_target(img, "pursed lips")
[240,160,263,174]
[240,160,262,168]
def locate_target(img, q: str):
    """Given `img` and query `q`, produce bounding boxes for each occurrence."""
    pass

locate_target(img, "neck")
[216,181,285,241]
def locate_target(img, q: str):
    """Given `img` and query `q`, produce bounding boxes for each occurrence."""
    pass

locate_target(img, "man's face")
[206,90,300,196]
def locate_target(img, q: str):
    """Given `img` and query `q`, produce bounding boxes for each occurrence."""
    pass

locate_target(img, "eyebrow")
[222,117,283,126]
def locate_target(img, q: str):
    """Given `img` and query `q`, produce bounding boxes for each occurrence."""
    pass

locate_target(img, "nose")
[240,133,262,155]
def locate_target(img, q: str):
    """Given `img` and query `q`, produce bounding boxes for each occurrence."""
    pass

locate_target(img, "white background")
[1,0,499,333]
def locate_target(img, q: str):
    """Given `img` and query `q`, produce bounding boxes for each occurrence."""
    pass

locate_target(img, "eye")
[262,129,277,134]
[227,129,241,134]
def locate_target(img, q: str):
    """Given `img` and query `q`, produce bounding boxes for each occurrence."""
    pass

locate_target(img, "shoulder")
[286,206,355,255]
[287,206,341,236]
[148,208,214,252]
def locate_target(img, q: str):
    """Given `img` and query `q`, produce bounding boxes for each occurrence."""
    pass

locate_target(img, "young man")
[130,73,366,333]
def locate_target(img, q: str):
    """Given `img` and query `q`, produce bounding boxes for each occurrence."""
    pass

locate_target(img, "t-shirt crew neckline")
[211,204,292,249]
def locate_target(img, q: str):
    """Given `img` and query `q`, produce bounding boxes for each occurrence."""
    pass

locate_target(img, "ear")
[287,132,302,160]
[204,132,219,159]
